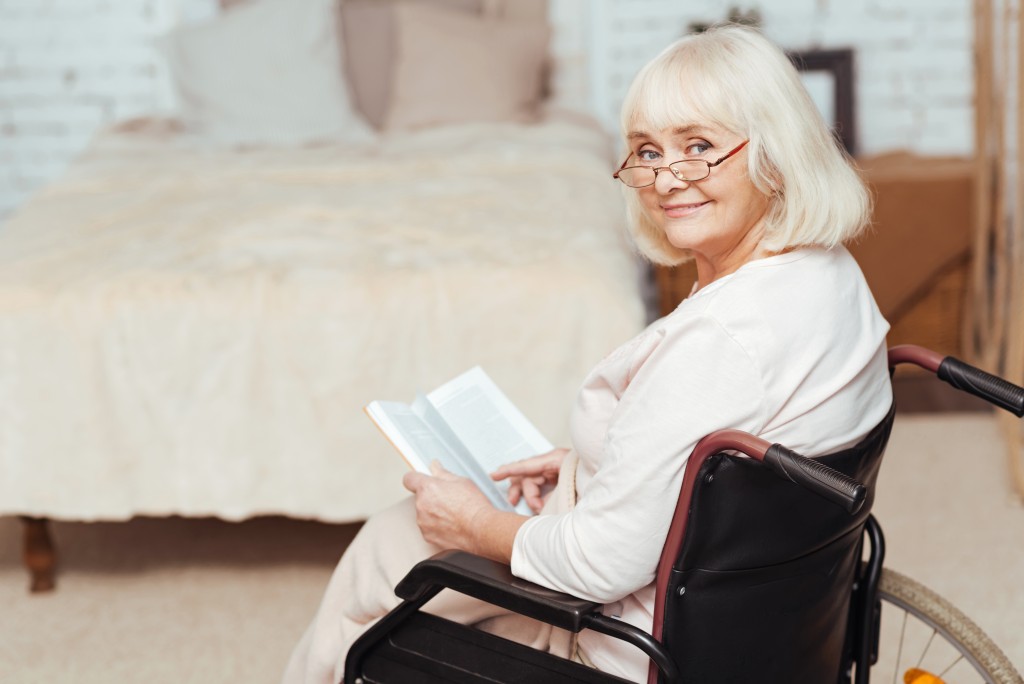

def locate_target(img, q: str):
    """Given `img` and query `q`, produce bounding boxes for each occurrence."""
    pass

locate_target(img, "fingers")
[493,449,566,510]
[504,474,549,509]
[402,470,425,493]
[428,460,462,481]
[492,454,543,478]
[491,449,566,481]
[490,462,519,481]
[506,480,522,505]
[521,478,541,513]
[404,461,456,493]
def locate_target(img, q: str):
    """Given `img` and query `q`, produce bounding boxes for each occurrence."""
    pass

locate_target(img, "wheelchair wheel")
[871,569,1023,683]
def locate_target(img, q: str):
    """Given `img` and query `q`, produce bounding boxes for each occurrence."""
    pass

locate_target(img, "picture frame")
[788,48,857,156]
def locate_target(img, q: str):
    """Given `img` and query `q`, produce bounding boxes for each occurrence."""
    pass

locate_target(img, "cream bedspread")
[0,119,645,522]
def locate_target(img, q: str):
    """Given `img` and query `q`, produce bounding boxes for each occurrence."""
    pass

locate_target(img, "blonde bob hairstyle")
[620,25,871,265]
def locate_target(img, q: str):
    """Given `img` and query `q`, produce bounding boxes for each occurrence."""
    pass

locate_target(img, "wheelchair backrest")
[653,405,895,684]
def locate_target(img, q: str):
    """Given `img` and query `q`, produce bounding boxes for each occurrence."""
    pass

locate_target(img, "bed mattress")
[0,118,645,522]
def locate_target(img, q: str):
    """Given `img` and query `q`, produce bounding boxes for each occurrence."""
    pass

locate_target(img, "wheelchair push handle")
[888,345,1024,417]
[692,431,868,514]
[763,444,867,514]
[938,357,1024,417]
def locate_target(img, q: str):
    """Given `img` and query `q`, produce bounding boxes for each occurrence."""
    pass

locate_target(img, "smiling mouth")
[661,200,710,216]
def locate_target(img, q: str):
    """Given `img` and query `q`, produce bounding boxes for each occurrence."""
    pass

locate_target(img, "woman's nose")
[654,167,690,193]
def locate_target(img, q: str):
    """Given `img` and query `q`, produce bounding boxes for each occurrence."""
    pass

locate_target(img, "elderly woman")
[284,24,892,684]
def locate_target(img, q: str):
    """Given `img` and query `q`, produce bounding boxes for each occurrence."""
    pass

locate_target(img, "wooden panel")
[886,256,968,360]
[652,261,697,318]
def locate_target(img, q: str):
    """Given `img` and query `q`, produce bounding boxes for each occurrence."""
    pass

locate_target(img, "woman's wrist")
[471,508,529,565]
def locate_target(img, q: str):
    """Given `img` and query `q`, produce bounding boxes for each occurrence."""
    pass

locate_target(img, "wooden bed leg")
[20,516,57,593]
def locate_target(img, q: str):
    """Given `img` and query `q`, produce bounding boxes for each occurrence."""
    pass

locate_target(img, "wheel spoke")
[893,609,909,684]
[915,628,938,668]
[937,654,965,679]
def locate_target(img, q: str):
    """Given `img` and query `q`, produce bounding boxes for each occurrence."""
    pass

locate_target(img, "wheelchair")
[344,345,1024,684]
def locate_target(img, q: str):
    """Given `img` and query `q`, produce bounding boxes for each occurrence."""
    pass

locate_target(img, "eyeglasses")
[612,140,750,188]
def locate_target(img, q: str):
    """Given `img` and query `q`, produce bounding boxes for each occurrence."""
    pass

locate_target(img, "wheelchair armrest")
[392,550,679,682]
[396,549,604,633]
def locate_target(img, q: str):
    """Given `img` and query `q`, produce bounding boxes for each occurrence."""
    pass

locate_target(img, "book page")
[367,367,553,517]
[365,397,521,513]
[428,367,553,515]
[411,393,517,512]
[364,401,460,474]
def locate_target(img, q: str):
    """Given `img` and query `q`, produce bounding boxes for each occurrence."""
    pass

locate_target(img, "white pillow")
[157,0,375,147]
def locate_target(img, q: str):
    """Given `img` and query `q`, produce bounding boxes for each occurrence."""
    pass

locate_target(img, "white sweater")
[510,246,893,680]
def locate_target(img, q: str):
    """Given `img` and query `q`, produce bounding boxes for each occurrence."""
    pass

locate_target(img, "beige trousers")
[281,452,580,684]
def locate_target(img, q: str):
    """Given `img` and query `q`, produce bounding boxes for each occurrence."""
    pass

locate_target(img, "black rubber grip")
[764,445,867,514]
[937,356,1024,417]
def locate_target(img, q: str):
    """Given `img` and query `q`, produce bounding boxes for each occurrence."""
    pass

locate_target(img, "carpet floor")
[1,412,1021,683]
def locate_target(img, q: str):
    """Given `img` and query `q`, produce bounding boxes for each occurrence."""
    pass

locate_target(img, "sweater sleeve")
[510,314,766,603]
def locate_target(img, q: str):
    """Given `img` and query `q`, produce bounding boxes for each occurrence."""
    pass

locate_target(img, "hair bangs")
[622,40,743,142]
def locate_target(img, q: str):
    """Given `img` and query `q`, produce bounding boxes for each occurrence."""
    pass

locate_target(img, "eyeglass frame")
[612,139,750,188]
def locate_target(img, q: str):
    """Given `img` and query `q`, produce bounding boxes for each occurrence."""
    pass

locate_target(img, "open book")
[365,367,554,517]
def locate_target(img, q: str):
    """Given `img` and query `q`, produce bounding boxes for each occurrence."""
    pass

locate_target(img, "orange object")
[903,668,945,684]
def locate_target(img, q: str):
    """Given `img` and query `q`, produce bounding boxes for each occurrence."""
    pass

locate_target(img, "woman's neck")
[691,225,772,291]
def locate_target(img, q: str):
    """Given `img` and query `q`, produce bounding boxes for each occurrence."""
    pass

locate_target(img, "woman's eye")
[686,142,711,156]
[636,149,660,164]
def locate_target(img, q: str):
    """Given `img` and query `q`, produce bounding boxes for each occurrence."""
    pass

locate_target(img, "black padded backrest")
[659,406,894,684]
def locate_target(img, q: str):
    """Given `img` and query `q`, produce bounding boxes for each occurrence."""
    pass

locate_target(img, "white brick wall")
[580,0,974,158]
[0,0,209,221]
[0,0,975,223]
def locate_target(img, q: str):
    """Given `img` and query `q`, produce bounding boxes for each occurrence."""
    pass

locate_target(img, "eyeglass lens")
[618,160,710,187]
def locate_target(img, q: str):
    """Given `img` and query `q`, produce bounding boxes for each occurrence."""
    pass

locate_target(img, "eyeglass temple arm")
[612,155,631,179]
[708,139,749,168]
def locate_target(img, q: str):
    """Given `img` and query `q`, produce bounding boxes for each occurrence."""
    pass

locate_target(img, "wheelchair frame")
[344,346,1024,684]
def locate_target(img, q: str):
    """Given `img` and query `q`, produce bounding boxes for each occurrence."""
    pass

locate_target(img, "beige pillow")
[340,0,486,130]
[158,0,375,147]
[384,2,550,131]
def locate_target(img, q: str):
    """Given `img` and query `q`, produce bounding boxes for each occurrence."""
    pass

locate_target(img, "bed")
[0,0,645,587]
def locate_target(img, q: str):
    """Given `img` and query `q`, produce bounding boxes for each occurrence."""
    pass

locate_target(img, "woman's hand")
[491,447,569,514]
[403,462,528,563]
[403,461,493,551]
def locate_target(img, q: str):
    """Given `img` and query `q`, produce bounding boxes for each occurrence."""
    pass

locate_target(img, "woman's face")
[627,122,771,281]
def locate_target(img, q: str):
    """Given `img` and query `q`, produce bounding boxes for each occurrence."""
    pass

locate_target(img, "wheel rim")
[877,590,996,683]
